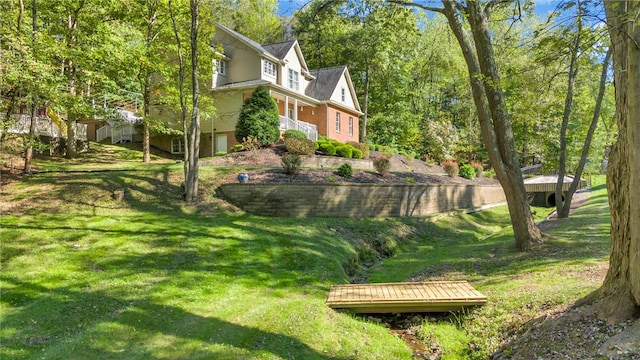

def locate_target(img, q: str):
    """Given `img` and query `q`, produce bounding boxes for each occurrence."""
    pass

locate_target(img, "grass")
[0,144,611,359]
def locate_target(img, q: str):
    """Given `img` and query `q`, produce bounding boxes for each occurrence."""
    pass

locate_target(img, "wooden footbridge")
[326,281,487,313]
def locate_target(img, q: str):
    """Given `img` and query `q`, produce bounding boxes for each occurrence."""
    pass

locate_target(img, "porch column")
[293,99,298,121]
[284,95,289,118]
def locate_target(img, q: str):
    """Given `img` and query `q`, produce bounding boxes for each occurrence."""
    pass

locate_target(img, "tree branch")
[386,0,444,14]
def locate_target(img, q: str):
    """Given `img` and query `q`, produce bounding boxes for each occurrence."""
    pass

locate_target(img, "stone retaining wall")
[218,183,506,218]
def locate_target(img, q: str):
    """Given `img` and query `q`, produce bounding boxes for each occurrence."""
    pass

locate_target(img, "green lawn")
[0,144,611,359]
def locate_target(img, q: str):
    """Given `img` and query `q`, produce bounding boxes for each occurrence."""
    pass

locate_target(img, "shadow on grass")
[367,186,611,283]
[1,276,342,360]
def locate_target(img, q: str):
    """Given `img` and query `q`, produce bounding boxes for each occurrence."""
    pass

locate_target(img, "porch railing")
[279,116,318,141]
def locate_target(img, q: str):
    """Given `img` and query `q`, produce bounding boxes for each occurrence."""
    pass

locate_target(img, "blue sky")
[277,0,571,18]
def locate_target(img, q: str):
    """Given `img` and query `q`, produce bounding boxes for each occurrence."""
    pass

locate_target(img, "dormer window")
[288,69,299,91]
[263,60,276,77]
[214,59,226,76]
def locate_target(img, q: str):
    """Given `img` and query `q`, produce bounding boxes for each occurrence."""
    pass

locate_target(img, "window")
[171,137,185,154]
[288,69,299,90]
[214,59,226,76]
[341,88,346,102]
[349,117,353,136]
[263,60,276,77]
[335,113,341,133]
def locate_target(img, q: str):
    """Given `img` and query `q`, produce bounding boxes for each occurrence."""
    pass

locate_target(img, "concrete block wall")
[218,183,506,218]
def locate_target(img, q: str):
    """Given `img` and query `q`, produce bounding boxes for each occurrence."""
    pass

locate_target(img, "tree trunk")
[556,26,580,218]
[558,49,611,219]
[65,11,78,158]
[142,2,159,164]
[142,72,151,163]
[24,100,37,173]
[579,0,640,322]
[441,0,541,251]
[185,0,201,203]
[168,0,189,184]
[66,60,77,158]
[23,0,38,173]
[360,59,370,143]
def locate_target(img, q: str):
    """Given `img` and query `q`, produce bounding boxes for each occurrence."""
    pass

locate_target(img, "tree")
[579,0,640,323]
[235,86,280,146]
[230,0,284,44]
[184,0,201,203]
[403,0,542,251]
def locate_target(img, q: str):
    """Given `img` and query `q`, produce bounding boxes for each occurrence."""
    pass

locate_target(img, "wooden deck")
[326,281,487,313]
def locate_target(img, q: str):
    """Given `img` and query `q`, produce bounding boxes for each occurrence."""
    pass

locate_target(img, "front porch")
[279,115,317,141]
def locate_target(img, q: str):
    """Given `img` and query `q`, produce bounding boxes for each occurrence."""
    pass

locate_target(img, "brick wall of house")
[218,183,506,218]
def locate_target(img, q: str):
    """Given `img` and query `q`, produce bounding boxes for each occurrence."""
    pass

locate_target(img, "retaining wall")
[218,183,506,218]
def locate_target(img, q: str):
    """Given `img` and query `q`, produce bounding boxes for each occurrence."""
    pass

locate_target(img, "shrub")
[337,163,353,178]
[214,151,227,156]
[283,129,308,140]
[235,86,280,146]
[406,177,415,183]
[335,145,353,159]
[373,155,392,176]
[318,142,336,156]
[352,148,363,159]
[281,154,302,175]
[442,160,459,177]
[242,136,260,152]
[470,161,484,177]
[347,141,370,159]
[230,144,244,153]
[284,137,315,155]
[327,175,336,183]
[459,164,476,180]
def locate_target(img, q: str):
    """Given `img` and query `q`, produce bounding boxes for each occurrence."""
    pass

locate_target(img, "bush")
[235,86,280,146]
[459,164,476,180]
[352,148,363,159]
[282,154,302,175]
[335,145,353,159]
[347,141,370,159]
[283,129,308,140]
[214,151,227,156]
[242,136,260,152]
[318,142,336,156]
[442,160,459,177]
[230,144,244,153]
[373,155,392,176]
[470,161,484,177]
[337,163,353,178]
[284,137,316,155]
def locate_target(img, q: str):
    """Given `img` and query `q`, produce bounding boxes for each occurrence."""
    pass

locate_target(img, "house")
[151,23,362,157]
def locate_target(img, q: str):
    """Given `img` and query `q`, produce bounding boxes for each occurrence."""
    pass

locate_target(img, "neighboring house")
[151,23,362,156]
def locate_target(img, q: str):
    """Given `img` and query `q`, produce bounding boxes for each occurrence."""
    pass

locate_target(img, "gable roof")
[307,66,362,114]
[263,41,296,60]
[306,66,345,100]
[214,23,280,63]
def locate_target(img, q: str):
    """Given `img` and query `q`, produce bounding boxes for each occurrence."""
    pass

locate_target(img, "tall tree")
[231,0,284,43]
[580,0,640,323]
[403,0,542,251]
[184,0,201,203]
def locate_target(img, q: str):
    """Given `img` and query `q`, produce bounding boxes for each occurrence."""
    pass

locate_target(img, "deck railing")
[4,114,87,140]
[97,125,111,142]
[279,116,318,141]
